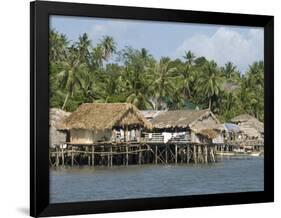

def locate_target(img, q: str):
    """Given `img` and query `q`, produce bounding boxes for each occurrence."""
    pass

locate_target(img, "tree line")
[49,29,264,122]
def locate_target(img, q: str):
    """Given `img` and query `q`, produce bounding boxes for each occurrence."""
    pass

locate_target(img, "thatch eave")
[62,103,152,131]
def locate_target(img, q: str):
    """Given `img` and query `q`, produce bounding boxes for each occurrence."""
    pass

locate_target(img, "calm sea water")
[50,156,264,203]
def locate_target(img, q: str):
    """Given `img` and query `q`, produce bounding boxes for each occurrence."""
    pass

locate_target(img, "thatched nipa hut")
[149,109,225,144]
[49,108,71,147]
[223,123,242,141]
[62,103,152,144]
[231,114,264,140]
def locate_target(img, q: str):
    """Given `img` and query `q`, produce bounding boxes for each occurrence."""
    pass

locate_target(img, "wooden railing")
[143,132,191,143]
[225,139,264,146]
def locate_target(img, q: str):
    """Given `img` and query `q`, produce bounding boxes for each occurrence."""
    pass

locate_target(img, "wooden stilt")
[126,145,129,165]
[165,145,168,164]
[193,145,197,164]
[71,147,74,167]
[110,146,113,166]
[175,144,178,164]
[55,146,59,167]
[138,145,142,164]
[204,145,208,163]
[186,145,190,163]
[86,146,90,166]
[199,145,202,163]
[180,147,183,163]
[107,147,110,167]
[91,145,95,166]
[155,145,158,164]
[61,147,64,166]
[211,146,215,162]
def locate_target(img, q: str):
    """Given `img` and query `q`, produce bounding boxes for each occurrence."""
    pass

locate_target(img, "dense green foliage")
[49,30,264,122]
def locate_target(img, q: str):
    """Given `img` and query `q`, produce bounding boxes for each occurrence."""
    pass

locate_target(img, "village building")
[141,110,165,122]
[223,123,242,142]
[145,109,225,144]
[49,108,71,147]
[62,103,152,144]
[231,114,264,140]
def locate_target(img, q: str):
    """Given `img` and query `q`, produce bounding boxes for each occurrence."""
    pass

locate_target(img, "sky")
[50,15,264,73]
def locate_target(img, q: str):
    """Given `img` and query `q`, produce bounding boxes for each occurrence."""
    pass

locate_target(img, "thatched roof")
[239,127,261,138]
[141,110,165,121]
[196,129,219,139]
[231,114,264,134]
[223,82,240,92]
[151,109,215,129]
[50,108,71,129]
[49,108,71,146]
[224,123,241,133]
[231,114,256,123]
[62,103,152,130]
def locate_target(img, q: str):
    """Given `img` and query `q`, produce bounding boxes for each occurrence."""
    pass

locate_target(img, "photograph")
[48,15,264,203]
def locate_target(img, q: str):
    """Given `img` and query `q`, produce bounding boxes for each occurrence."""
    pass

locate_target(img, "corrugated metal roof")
[224,123,240,133]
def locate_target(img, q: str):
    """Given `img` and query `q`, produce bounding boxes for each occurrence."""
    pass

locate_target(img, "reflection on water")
[50,156,264,203]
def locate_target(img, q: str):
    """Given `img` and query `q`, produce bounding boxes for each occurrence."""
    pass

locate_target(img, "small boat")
[233,148,246,155]
[216,151,235,156]
[250,151,263,157]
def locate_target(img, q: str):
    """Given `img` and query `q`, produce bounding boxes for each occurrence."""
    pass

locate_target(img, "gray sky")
[50,15,264,73]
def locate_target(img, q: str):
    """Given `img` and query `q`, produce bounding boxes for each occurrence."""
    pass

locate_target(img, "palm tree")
[123,68,153,109]
[222,62,236,79]
[49,29,69,62]
[75,33,91,63]
[179,52,198,101]
[197,61,223,110]
[239,62,264,120]
[150,57,177,110]
[247,61,264,89]
[183,50,195,66]
[99,36,116,61]
[57,51,87,110]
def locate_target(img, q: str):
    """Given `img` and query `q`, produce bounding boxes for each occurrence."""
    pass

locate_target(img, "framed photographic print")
[30,1,274,217]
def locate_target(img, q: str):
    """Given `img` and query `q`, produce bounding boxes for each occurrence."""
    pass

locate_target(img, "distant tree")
[99,36,116,61]
[197,61,224,110]
[49,29,69,62]
[48,30,264,122]
[183,50,196,66]
[222,62,236,79]
[57,49,88,110]
[150,57,177,110]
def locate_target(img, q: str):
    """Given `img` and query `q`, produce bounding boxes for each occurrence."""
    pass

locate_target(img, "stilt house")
[49,108,71,147]
[62,103,152,144]
[231,114,264,140]
[146,109,224,144]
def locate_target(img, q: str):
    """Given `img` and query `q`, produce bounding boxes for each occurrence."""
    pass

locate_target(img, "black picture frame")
[30,1,274,217]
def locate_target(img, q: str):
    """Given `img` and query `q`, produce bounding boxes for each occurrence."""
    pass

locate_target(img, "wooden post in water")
[198,145,202,163]
[55,146,59,167]
[175,144,178,164]
[61,147,64,166]
[146,145,150,164]
[155,145,158,164]
[165,145,168,164]
[91,145,95,166]
[107,146,110,167]
[110,146,113,166]
[126,145,129,165]
[210,146,215,162]
[204,145,208,163]
[180,147,184,163]
[193,145,197,164]
[71,146,74,167]
[138,145,142,164]
[86,146,90,166]
[186,145,190,163]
